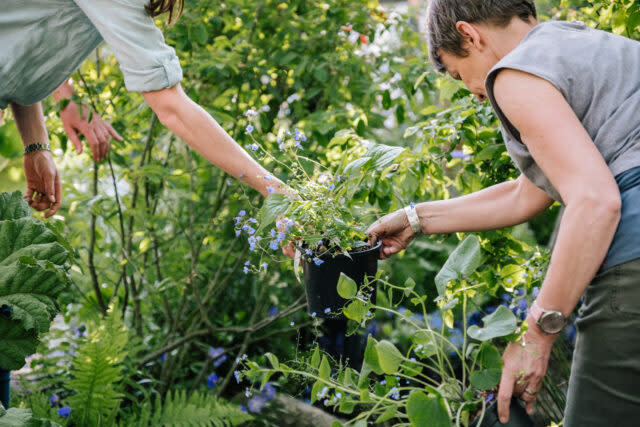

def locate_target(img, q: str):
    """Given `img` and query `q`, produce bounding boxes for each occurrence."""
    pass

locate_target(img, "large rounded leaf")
[407,392,451,427]
[434,235,485,297]
[0,316,39,370]
[467,306,517,341]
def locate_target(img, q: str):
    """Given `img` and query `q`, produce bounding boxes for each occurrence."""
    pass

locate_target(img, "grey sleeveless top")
[485,20,640,203]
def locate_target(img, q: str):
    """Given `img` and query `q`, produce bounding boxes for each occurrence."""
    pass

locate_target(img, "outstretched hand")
[366,209,415,259]
[60,101,122,163]
[23,150,61,218]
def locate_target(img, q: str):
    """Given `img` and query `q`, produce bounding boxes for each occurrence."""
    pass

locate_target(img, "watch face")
[538,312,566,334]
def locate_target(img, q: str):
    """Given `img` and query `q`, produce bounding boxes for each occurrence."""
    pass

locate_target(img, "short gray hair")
[427,0,537,72]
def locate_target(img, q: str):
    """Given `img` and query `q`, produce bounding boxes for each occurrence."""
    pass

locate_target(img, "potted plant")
[241,234,544,426]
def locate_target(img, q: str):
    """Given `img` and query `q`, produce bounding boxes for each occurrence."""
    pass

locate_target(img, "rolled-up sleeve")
[72,0,182,92]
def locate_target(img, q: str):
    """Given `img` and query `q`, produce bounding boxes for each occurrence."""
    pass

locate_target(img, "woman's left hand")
[497,318,557,423]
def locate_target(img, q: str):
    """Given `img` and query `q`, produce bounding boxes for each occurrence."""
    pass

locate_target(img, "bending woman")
[0,0,283,216]
[368,1,640,425]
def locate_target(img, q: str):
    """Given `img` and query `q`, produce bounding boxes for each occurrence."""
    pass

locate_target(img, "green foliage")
[64,305,129,426]
[467,306,518,342]
[0,406,61,427]
[0,191,71,370]
[434,235,485,298]
[124,390,252,427]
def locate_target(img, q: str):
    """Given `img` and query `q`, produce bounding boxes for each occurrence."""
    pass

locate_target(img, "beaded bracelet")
[23,143,51,155]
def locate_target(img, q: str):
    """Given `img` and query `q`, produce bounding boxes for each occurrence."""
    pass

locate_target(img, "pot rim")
[300,240,382,261]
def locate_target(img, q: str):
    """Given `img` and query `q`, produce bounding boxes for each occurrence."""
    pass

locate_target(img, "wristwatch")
[529,300,567,334]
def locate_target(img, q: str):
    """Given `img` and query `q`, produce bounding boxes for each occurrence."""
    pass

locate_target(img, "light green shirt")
[0,0,183,109]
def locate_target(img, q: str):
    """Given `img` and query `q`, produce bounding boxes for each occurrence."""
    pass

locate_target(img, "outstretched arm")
[142,85,284,197]
[10,102,61,217]
[367,174,553,258]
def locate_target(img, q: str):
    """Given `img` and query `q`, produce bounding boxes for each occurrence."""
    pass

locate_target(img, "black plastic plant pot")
[0,368,10,409]
[302,240,381,319]
[471,398,535,427]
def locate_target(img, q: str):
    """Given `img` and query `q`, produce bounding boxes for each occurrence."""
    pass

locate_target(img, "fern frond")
[65,304,128,426]
[123,390,252,427]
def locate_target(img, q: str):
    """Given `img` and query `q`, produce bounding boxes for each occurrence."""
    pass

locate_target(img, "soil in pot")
[471,398,536,427]
[302,240,381,318]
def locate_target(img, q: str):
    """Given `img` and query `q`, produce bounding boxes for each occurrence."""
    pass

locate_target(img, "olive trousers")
[564,258,640,426]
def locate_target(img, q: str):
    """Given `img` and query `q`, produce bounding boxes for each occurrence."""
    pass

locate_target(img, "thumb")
[65,125,83,154]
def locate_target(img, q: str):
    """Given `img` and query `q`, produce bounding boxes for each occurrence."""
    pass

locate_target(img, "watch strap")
[24,143,51,155]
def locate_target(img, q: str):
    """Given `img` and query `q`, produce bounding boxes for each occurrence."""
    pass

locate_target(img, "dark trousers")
[564,258,640,426]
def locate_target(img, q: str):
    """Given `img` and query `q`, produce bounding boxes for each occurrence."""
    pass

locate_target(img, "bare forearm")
[416,176,553,234]
[10,102,49,146]
[145,86,278,197]
[537,196,620,316]
[52,80,74,101]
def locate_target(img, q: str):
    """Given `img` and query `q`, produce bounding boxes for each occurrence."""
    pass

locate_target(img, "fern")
[124,390,253,427]
[65,305,129,426]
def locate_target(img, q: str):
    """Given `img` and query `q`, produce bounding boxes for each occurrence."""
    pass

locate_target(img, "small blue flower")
[239,404,247,412]
[328,184,335,191]
[267,186,274,194]
[269,306,278,317]
[251,143,259,151]
[49,393,60,407]
[243,266,250,274]
[410,202,415,209]
[389,387,400,400]
[276,232,286,243]
[451,150,470,159]
[245,388,251,398]
[324,308,331,314]
[270,229,276,238]
[234,370,242,383]
[305,249,312,256]
[238,210,246,217]
[318,240,323,246]
[226,178,232,186]
[239,173,245,178]
[277,137,282,143]
[290,321,295,326]
[313,257,324,266]
[248,395,267,413]
[270,241,279,250]
[213,354,227,368]
[160,353,167,362]
[294,140,303,149]
[262,383,276,400]
[506,278,513,284]
[533,286,540,297]
[249,217,258,224]
[518,299,528,311]
[246,125,254,133]
[501,294,512,303]
[209,347,225,359]
[311,312,316,318]
[57,406,71,418]
[207,373,219,388]
[485,393,495,404]
[235,229,242,237]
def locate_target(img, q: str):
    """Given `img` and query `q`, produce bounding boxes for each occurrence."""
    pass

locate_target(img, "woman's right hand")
[366,209,415,259]
[23,150,62,217]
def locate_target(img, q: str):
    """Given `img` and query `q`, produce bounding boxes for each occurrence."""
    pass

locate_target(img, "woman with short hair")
[1,0,286,217]
[367,1,640,425]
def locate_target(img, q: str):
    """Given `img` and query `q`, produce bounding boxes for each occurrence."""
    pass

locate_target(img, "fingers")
[497,368,515,424]
[24,187,34,201]
[45,171,62,218]
[84,128,102,163]
[106,121,123,141]
[65,125,84,155]
[282,242,295,259]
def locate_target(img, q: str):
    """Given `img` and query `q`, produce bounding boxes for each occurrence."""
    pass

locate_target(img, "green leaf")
[376,405,397,423]
[0,218,69,267]
[470,368,502,390]
[319,355,331,380]
[375,340,404,375]
[0,316,39,370]
[337,273,357,299]
[0,263,63,333]
[361,336,383,376]
[477,342,502,369]
[310,346,321,369]
[265,352,279,370]
[0,407,62,426]
[258,194,291,232]
[0,192,30,221]
[407,392,451,427]
[467,305,517,341]
[343,299,366,323]
[434,235,485,297]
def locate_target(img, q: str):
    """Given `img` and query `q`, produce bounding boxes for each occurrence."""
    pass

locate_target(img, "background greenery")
[1,0,638,425]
